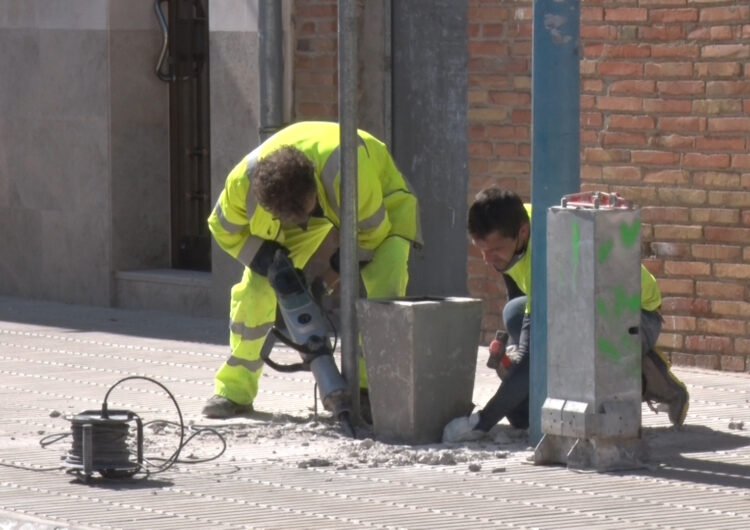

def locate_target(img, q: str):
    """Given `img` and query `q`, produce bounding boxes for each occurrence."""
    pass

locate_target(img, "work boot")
[202,395,253,419]
[642,348,689,427]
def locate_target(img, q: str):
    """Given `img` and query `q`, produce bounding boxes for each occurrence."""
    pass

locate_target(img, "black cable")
[3,375,227,478]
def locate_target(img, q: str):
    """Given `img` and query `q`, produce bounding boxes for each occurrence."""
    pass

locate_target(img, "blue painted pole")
[529,0,581,445]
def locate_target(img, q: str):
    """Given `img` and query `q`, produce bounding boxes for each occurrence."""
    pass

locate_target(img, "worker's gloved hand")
[442,412,484,443]
[250,240,289,276]
[496,344,523,380]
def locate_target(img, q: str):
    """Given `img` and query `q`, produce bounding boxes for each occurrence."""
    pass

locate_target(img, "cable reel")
[64,409,144,479]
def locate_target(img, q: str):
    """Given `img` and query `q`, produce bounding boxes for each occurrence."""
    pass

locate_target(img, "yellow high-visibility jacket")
[208,121,422,267]
[506,204,661,313]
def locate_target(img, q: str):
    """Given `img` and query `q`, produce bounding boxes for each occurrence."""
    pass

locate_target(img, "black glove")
[250,240,289,276]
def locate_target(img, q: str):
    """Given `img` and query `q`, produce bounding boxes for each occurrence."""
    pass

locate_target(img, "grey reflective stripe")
[358,247,375,261]
[226,355,264,372]
[319,135,368,217]
[384,173,424,247]
[236,235,265,267]
[245,147,261,219]
[213,202,246,234]
[230,320,274,341]
[358,204,386,231]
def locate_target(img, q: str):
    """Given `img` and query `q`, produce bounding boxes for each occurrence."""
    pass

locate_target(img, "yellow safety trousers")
[214,218,411,405]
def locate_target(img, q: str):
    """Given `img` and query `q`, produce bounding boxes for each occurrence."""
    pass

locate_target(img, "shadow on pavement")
[641,424,750,489]
[0,295,227,345]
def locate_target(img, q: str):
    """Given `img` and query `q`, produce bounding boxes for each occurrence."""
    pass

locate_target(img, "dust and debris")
[728,420,745,430]
[128,410,533,471]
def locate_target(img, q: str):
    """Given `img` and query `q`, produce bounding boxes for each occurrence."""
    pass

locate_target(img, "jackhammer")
[259,249,355,437]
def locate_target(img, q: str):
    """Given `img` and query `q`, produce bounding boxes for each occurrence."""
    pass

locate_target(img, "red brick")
[642,207,690,224]
[601,131,647,147]
[695,137,745,151]
[581,24,618,40]
[694,62,743,77]
[582,6,604,21]
[645,62,693,78]
[601,44,651,59]
[698,318,746,336]
[598,61,644,76]
[609,80,656,96]
[656,188,707,205]
[651,8,698,23]
[707,81,750,98]
[639,25,686,41]
[662,297,711,314]
[693,99,744,114]
[658,279,695,296]
[693,354,720,370]
[692,244,742,261]
[651,44,700,59]
[696,280,746,300]
[604,8,648,22]
[732,154,750,169]
[690,208,740,224]
[734,338,750,355]
[712,300,750,318]
[664,260,711,277]
[468,6,511,22]
[657,80,705,97]
[664,314,697,331]
[643,98,693,114]
[705,226,750,243]
[684,334,734,353]
[583,148,629,163]
[657,116,706,132]
[708,191,750,207]
[644,169,689,184]
[658,333,684,350]
[708,117,750,133]
[683,152,731,169]
[648,134,695,149]
[701,44,750,60]
[693,171,741,188]
[597,96,643,112]
[669,351,693,366]
[653,224,703,240]
[720,356,746,372]
[631,150,680,165]
[714,263,750,280]
[700,6,750,24]
[581,112,604,127]
[602,166,642,181]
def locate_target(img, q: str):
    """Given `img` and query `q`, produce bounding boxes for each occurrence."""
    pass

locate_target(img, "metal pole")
[529,0,581,445]
[338,0,360,423]
[258,0,283,141]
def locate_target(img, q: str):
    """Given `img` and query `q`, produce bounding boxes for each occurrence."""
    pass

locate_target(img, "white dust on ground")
[138,412,534,473]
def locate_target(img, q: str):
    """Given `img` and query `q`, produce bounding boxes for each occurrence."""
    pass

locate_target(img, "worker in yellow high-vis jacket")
[202,121,423,419]
[443,187,689,442]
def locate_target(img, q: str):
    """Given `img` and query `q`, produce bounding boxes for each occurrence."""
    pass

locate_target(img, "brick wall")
[294,0,750,371]
[468,0,750,371]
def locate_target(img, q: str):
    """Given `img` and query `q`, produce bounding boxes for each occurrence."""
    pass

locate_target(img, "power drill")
[259,249,354,437]
[486,330,511,379]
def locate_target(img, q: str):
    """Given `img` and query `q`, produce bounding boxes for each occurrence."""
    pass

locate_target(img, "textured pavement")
[1,295,749,530]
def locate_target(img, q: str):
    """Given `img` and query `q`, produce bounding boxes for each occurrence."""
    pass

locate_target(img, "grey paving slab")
[1,294,750,529]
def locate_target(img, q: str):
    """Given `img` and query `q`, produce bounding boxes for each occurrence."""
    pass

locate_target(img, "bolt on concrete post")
[356,297,482,445]
[534,193,646,470]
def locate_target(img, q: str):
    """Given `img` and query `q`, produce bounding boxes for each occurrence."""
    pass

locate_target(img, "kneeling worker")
[443,186,689,442]
[203,121,422,419]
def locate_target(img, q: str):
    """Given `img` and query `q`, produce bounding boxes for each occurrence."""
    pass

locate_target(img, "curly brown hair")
[252,145,317,222]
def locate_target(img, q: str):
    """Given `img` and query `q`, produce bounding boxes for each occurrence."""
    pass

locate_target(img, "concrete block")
[357,297,482,445]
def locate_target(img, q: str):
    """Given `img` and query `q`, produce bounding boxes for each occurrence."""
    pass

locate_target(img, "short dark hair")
[252,145,317,221]
[467,186,529,239]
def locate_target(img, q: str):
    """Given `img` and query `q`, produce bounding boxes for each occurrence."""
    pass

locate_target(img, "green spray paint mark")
[620,219,640,248]
[598,239,613,263]
[597,337,621,363]
[614,285,641,317]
